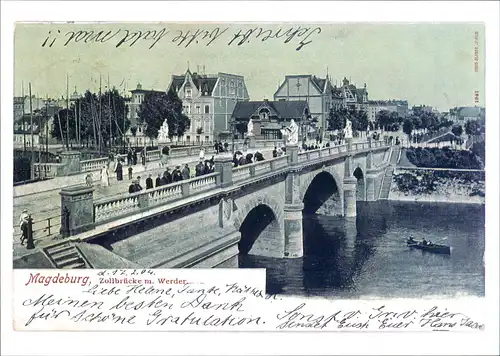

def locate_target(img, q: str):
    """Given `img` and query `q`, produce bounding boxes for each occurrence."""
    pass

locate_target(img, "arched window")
[259,108,270,121]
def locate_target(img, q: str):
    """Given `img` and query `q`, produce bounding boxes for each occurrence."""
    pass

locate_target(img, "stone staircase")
[44,242,91,269]
[378,167,394,200]
[390,145,401,165]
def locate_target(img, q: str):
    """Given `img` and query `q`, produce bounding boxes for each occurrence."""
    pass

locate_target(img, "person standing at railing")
[135,176,143,192]
[172,166,183,182]
[195,161,205,177]
[128,180,136,194]
[146,174,154,189]
[224,141,229,152]
[155,173,162,187]
[19,209,29,245]
[182,164,190,180]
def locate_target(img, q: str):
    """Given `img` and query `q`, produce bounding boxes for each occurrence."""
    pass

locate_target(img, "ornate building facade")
[168,70,250,143]
[231,99,310,140]
[274,74,333,137]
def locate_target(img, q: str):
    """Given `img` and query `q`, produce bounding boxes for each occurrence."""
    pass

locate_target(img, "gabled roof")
[170,73,218,96]
[232,100,309,121]
[311,76,326,93]
[457,106,482,118]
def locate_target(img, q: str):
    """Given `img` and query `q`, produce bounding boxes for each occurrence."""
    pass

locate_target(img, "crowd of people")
[127,155,220,194]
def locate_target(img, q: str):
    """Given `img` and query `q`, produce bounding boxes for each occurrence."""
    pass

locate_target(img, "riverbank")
[388,167,485,204]
[388,191,484,204]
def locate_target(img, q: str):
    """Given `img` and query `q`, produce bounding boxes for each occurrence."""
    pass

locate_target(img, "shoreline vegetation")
[389,168,485,205]
[388,145,485,204]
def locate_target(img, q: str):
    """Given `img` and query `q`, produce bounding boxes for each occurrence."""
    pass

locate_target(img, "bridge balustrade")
[93,172,221,224]
[33,163,62,178]
[80,157,109,172]
[55,139,392,238]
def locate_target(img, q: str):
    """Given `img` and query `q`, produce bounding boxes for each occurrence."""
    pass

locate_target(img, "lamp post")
[229,118,235,155]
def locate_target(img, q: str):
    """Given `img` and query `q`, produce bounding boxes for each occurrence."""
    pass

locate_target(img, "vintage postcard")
[2,1,499,356]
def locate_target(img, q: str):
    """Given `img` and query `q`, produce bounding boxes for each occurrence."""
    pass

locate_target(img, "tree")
[353,110,369,132]
[451,125,463,137]
[403,119,414,143]
[327,106,347,131]
[50,89,130,151]
[51,108,76,148]
[465,120,481,136]
[138,90,190,141]
[375,110,392,131]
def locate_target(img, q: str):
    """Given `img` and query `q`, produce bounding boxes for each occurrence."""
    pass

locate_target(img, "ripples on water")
[239,201,485,298]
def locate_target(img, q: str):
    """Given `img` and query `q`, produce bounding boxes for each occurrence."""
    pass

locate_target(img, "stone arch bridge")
[41,139,393,269]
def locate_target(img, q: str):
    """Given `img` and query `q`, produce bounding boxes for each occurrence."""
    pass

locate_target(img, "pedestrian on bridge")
[146,174,154,189]
[135,177,143,192]
[195,161,205,177]
[115,159,123,181]
[172,166,183,182]
[128,166,133,180]
[19,209,29,245]
[182,164,190,180]
[156,173,162,187]
[199,148,205,161]
[100,166,110,187]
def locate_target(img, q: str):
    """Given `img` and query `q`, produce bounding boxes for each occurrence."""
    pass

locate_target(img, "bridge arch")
[233,195,284,258]
[353,166,366,201]
[302,170,343,216]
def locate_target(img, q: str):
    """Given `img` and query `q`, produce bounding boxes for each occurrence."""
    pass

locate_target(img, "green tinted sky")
[14,23,484,111]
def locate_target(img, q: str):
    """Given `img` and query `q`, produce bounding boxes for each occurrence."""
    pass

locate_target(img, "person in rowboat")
[422,238,428,246]
[408,236,416,244]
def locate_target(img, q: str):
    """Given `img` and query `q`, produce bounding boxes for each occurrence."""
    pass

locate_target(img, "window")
[195,105,201,114]
[204,105,210,114]
[186,89,192,98]
[186,135,190,142]
[205,136,209,142]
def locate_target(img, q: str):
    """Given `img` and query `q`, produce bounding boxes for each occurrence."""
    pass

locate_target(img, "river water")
[239,201,485,298]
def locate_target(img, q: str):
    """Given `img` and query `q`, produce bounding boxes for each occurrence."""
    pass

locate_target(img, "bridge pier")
[284,202,304,258]
[343,177,357,217]
[283,144,304,258]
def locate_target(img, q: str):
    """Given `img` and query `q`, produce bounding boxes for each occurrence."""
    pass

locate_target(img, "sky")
[14,23,485,111]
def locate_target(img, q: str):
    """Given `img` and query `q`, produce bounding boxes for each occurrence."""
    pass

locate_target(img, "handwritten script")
[40,26,322,51]
[14,269,485,331]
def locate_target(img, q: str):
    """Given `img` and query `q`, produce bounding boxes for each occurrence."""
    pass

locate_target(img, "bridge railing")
[93,172,220,224]
[33,163,63,178]
[81,157,109,172]
[232,155,289,184]
[58,139,392,237]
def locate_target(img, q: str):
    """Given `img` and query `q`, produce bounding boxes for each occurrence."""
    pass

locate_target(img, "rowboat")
[407,240,451,255]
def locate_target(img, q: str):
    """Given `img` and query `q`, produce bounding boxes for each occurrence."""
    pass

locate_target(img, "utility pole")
[99,75,103,154]
[29,83,34,180]
[123,79,127,151]
[45,98,49,178]
[66,74,70,150]
[78,99,81,148]
[108,73,112,150]
[22,80,26,153]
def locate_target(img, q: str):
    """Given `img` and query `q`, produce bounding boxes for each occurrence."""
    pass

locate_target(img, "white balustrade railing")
[81,157,108,172]
[148,183,183,207]
[254,161,272,175]
[94,195,141,223]
[271,156,289,170]
[33,163,62,178]
[146,149,161,162]
[189,172,218,193]
[232,165,251,183]
[90,140,390,225]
